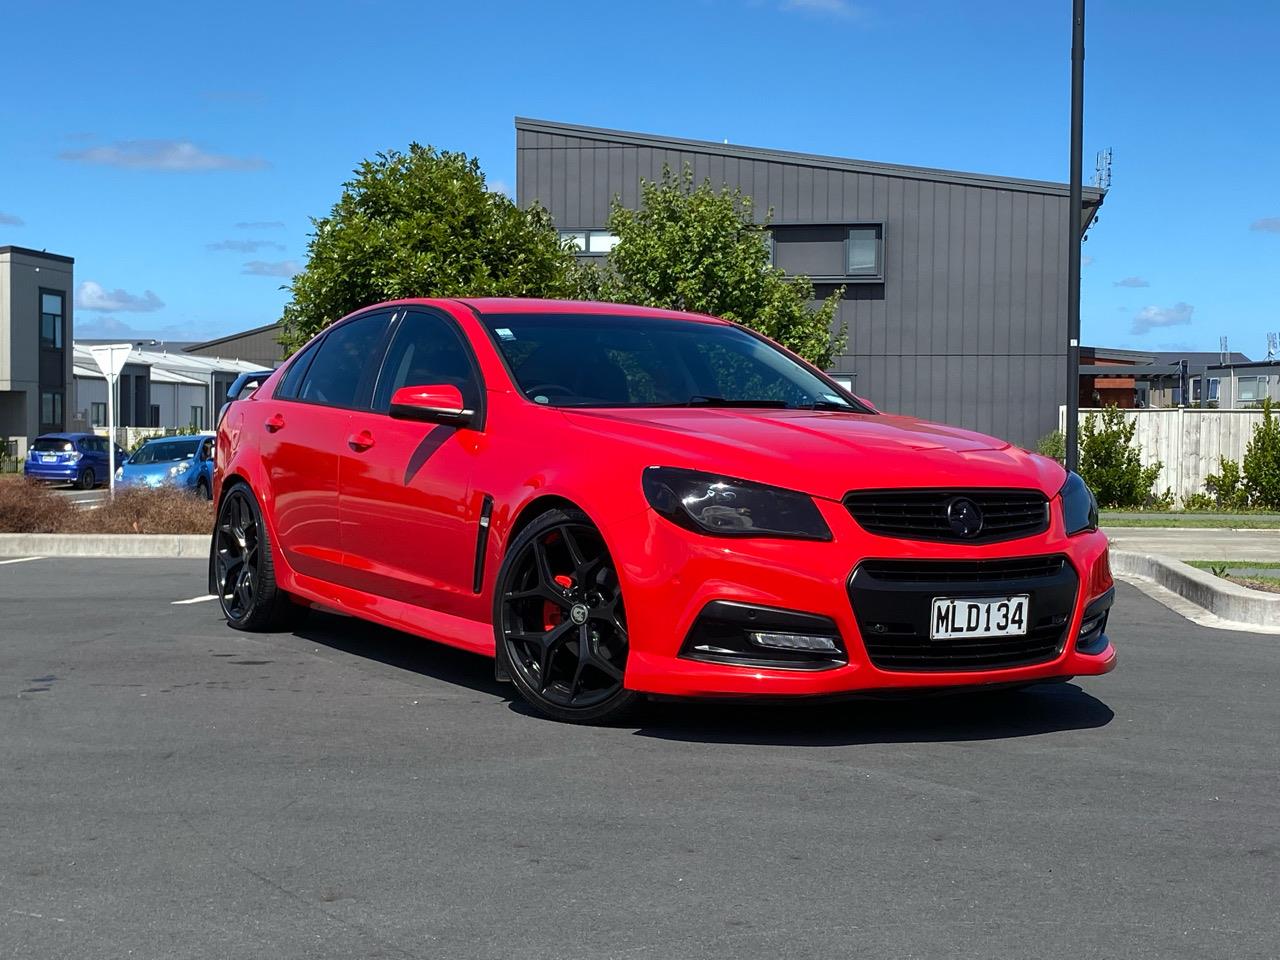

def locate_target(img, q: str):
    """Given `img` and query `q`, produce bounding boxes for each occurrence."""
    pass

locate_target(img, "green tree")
[1242,397,1280,509]
[1077,405,1164,508]
[576,166,845,368]
[280,144,577,351]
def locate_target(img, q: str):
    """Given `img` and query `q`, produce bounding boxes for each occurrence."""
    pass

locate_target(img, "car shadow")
[293,611,512,700]
[629,681,1114,747]
[290,612,1113,745]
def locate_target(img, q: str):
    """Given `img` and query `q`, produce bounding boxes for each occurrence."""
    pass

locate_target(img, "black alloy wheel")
[79,467,96,490]
[495,508,636,723]
[214,484,292,630]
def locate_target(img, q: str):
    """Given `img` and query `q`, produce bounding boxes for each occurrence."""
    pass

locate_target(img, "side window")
[373,312,482,412]
[275,338,324,400]
[296,313,390,408]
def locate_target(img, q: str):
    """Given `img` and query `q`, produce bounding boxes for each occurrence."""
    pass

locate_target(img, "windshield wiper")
[796,399,856,411]
[660,395,790,408]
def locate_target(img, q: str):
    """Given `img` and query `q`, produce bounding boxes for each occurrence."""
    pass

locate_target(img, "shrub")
[1204,457,1250,511]
[1036,430,1066,462]
[1242,397,1280,510]
[1181,492,1217,512]
[0,478,212,535]
[1078,405,1163,508]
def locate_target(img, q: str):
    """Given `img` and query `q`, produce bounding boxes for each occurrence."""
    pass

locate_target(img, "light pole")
[1065,0,1085,472]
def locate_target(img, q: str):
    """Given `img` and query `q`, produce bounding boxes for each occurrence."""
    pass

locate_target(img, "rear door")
[339,307,485,618]
[257,310,393,585]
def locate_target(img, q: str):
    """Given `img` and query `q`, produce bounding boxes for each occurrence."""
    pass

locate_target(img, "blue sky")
[2,0,1277,356]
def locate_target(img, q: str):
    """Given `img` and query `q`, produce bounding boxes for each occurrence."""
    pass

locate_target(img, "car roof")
[374,297,728,325]
[35,432,95,441]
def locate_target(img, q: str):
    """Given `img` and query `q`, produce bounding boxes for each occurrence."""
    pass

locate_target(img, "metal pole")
[1064,0,1085,472]
[106,372,116,499]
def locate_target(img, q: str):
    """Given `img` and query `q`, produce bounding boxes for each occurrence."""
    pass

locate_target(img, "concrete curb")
[0,533,208,559]
[1110,549,1280,633]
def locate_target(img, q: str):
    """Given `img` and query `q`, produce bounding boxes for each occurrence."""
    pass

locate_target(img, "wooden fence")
[1059,407,1266,502]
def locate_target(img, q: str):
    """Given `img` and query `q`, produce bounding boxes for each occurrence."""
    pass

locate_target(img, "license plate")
[930,595,1029,640]
[41,456,56,463]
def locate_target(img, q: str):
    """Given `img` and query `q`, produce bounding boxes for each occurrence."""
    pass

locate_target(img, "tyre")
[78,467,96,490]
[213,484,296,631]
[196,477,211,500]
[494,508,637,724]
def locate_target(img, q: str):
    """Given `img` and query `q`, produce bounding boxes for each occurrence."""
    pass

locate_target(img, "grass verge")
[1185,560,1280,595]
[1102,517,1280,529]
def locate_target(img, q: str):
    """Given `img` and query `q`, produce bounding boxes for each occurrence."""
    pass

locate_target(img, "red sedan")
[210,298,1115,723]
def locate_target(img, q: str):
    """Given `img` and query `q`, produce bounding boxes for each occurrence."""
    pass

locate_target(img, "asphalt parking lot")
[2,559,1276,959]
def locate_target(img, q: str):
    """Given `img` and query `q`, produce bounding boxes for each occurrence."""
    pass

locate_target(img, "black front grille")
[844,489,1049,544]
[848,555,1077,672]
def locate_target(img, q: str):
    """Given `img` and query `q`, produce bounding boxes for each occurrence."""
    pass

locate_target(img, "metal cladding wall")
[516,118,1102,450]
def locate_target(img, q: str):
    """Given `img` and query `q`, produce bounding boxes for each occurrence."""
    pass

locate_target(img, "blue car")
[117,434,217,499]
[24,433,128,489]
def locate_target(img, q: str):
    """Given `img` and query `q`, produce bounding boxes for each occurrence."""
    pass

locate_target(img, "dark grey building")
[184,322,287,369]
[516,118,1103,448]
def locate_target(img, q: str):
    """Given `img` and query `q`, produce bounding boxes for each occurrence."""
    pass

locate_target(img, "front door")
[339,308,485,619]
[259,310,391,584]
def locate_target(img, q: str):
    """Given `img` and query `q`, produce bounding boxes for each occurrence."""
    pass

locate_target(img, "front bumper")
[606,498,1116,698]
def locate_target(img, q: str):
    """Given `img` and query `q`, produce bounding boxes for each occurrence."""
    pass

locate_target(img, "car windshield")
[32,438,74,453]
[129,439,199,464]
[481,313,870,412]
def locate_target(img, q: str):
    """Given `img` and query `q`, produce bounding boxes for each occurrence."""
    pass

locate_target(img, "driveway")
[1,559,1275,959]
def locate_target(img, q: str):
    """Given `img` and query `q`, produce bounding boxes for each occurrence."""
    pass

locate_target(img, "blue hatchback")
[24,433,127,489]
[117,434,217,498]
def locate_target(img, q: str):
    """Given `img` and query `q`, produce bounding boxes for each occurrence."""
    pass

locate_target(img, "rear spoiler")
[217,370,275,428]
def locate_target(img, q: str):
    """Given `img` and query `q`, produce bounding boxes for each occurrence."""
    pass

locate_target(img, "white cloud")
[77,280,165,313]
[781,0,859,15]
[1250,217,1280,233]
[207,239,286,253]
[234,220,285,230]
[1131,302,1193,335]
[1113,276,1149,288]
[242,260,300,277]
[1082,255,1095,267]
[488,179,513,199]
[0,211,23,226]
[61,139,267,172]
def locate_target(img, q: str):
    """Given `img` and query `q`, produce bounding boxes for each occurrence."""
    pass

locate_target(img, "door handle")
[347,429,375,452]
[265,413,286,433]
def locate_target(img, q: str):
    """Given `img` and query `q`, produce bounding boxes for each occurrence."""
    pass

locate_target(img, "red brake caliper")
[543,574,574,631]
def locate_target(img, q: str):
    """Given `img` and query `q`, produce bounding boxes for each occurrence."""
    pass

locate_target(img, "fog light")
[748,631,839,653]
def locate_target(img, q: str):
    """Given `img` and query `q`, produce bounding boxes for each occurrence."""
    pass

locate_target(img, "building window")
[91,402,107,426]
[1207,378,1220,402]
[149,404,161,427]
[846,225,883,278]
[40,391,64,427]
[40,290,65,349]
[559,230,619,255]
[190,406,204,429]
[1238,377,1261,405]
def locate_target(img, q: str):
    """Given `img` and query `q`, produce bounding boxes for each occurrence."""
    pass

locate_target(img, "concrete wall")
[517,119,1101,448]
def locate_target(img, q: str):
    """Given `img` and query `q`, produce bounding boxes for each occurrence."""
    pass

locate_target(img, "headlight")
[1059,471,1098,535]
[642,466,832,540]
[169,461,192,477]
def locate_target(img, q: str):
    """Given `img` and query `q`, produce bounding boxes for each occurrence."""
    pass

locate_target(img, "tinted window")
[129,439,200,464]
[374,312,481,411]
[32,437,73,453]
[296,313,389,408]
[275,339,323,400]
[480,313,867,412]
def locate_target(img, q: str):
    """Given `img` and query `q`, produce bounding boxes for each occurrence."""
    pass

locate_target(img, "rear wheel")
[494,508,636,724]
[78,467,96,490]
[214,484,295,630]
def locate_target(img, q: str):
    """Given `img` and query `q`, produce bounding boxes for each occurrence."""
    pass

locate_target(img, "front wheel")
[213,484,295,631]
[494,508,637,724]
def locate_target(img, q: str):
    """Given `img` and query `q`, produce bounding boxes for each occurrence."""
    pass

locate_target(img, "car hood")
[561,408,1066,500]
[121,462,186,477]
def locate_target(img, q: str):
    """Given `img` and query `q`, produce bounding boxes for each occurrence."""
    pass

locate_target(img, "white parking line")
[0,557,43,566]
[171,594,217,605]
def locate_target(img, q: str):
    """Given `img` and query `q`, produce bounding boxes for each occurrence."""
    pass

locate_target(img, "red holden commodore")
[210,298,1116,723]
